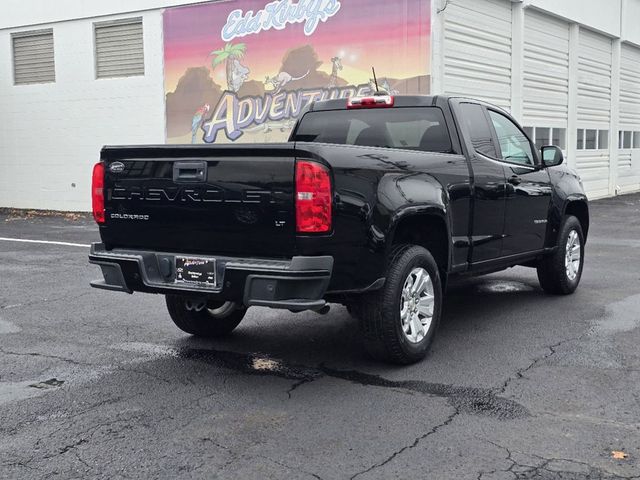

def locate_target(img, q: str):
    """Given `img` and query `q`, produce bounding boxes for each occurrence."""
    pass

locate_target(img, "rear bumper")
[88,243,333,312]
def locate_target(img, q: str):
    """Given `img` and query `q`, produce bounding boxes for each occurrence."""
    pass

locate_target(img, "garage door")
[442,0,512,110]
[575,28,612,199]
[617,43,640,194]
[521,9,569,152]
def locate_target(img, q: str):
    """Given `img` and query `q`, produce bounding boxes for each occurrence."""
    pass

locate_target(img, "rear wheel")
[537,215,585,295]
[358,245,442,364]
[165,296,246,337]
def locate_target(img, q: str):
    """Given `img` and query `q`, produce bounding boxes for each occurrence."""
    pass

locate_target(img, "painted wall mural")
[163,0,432,144]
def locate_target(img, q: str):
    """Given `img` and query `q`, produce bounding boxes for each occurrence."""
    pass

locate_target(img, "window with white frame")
[576,129,609,150]
[618,131,640,149]
[12,29,55,85]
[598,130,608,150]
[523,126,566,150]
[94,18,144,79]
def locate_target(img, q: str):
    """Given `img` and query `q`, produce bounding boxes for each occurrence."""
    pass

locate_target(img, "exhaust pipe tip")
[185,298,207,312]
[316,305,331,315]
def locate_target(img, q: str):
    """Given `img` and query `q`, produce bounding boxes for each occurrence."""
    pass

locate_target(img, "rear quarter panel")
[294,143,471,292]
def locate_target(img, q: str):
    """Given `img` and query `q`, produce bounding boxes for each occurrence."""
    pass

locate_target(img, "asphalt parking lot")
[1,195,639,480]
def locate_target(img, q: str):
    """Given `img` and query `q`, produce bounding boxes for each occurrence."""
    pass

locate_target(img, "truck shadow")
[175,271,578,369]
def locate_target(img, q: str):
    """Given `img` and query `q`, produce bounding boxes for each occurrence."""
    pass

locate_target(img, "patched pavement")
[0,196,639,479]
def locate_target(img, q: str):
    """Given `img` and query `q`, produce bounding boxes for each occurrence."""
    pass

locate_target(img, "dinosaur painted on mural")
[265,70,311,94]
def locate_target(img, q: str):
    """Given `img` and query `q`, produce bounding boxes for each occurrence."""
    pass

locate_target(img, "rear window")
[293,107,452,153]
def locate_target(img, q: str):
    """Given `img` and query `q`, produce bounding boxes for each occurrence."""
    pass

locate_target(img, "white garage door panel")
[576,29,612,198]
[577,29,612,126]
[443,0,512,109]
[618,43,640,193]
[620,44,640,129]
[523,9,569,126]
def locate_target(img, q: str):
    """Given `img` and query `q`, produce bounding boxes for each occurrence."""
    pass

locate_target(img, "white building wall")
[622,0,640,46]
[0,10,166,211]
[0,0,210,30]
[526,0,622,38]
[0,0,639,210]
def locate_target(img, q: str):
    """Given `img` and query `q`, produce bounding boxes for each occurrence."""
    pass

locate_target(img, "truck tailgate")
[99,145,296,258]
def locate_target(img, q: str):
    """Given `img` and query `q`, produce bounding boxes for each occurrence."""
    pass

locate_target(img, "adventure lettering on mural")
[163,0,431,144]
[205,83,387,143]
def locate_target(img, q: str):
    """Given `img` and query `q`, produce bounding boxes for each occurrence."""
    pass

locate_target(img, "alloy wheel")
[565,230,581,281]
[400,267,435,343]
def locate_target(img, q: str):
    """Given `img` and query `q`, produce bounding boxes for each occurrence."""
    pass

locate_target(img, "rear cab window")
[293,107,453,153]
[458,103,499,158]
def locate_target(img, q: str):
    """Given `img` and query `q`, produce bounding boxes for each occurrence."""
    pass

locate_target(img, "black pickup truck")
[89,94,588,364]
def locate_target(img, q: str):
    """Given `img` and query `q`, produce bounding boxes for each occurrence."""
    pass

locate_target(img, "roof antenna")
[372,67,382,95]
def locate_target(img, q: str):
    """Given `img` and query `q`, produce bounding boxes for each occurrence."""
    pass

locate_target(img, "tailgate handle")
[173,161,207,183]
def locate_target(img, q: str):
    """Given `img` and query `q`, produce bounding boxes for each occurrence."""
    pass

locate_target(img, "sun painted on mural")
[163,0,431,144]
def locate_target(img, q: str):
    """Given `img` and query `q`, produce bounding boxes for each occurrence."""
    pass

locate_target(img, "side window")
[459,103,498,158]
[488,110,535,166]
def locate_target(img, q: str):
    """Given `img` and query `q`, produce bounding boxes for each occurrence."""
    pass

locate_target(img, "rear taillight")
[92,162,105,224]
[295,160,332,234]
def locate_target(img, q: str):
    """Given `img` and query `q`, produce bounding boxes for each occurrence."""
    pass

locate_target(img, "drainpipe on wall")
[609,38,621,197]
[510,1,524,121]
[566,23,580,172]
[430,0,446,95]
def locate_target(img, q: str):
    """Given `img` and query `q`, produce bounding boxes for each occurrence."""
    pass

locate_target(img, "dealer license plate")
[175,257,216,287]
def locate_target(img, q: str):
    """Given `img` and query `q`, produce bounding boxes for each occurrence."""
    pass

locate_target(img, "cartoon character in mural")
[327,56,343,88]
[367,78,378,95]
[191,104,210,144]
[366,77,399,95]
[263,119,296,134]
[210,43,250,93]
[243,119,296,135]
[381,79,400,95]
[264,70,310,94]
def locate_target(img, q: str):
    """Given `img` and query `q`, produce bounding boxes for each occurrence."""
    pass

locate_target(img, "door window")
[488,111,535,166]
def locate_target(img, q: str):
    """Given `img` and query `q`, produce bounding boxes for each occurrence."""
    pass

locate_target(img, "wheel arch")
[564,198,589,242]
[387,208,451,274]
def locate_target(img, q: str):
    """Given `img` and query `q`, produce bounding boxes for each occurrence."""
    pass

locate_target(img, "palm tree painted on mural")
[210,43,249,93]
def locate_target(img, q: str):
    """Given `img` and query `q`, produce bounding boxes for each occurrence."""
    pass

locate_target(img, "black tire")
[165,296,246,337]
[358,245,443,364]
[537,215,585,295]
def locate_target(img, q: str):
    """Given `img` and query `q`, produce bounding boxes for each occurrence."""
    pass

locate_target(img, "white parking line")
[0,237,90,248]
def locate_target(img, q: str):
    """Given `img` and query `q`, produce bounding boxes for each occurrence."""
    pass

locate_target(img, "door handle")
[508,175,522,186]
[173,161,207,183]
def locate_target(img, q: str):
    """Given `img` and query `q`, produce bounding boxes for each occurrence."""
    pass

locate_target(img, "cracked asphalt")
[1,194,639,480]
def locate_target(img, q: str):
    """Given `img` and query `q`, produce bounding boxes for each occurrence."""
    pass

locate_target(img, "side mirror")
[541,145,564,167]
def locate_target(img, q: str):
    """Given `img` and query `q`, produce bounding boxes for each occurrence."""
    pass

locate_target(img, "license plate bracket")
[175,257,216,288]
